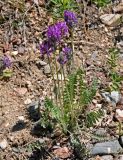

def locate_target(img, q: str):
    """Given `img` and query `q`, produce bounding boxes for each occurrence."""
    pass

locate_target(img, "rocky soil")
[0,0,123,159]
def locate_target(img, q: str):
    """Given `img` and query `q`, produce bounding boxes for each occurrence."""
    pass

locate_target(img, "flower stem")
[70,29,74,72]
[60,65,64,101]
[54,55,62,107]
[47,54,58,106]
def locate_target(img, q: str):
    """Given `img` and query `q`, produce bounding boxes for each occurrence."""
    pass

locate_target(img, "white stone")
[116,109,123,118]
[18,116,25,121]
[24,98,32,105]
[36,60,47,66]
[12,51,18,55]
[96,104,102,108]
[0,139,8,149]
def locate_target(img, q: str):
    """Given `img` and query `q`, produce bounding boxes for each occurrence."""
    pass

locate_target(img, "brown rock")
[53,147,71,159]
[100,14,122,26]
[113,3,123,13]
[14,87,27,96]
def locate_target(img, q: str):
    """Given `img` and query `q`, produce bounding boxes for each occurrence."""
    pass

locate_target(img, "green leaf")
[2,69,13,78]
[86,109,103,127]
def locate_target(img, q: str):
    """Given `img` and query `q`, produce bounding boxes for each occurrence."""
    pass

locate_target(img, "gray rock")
[91,51,98,60]
[100,155,113,160]
[91,140,123,155]
[100,14,122,26]
[36,60,47,67]
[27,101,40,121]
[101,91,121,106]
[101,92,113,103]
[111,91,121,103]
[0,139,8,149]
[44,64,51,74]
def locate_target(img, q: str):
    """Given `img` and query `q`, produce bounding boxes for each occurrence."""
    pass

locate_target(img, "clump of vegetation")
[108,48,123,91]
[46,0,77,18]
[39,10,103,134]
[92,0,111,7]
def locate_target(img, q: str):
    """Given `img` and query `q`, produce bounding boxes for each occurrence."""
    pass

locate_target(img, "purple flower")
[57,47,72,65]
[57,52,68,65]
[47,22,68,42]
[40,40,54,56]
[3,55,11,67]
[63,47,72,60]
[64,10,77,28]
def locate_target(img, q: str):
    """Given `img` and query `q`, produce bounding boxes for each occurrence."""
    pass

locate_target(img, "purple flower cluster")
[64,10,77,28]
[3,55,11,68]
[57,47,71,65]
[47,22,68,42]
[40,10,77,64]
[40,22,68,56]
[40,40,54,56]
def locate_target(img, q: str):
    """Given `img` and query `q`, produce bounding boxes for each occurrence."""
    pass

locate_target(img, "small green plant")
[1,69,13,78]
[46,0,77,18]
[108,48,123,91]
[92,0,111,7]
[42,68,103,133]
[109,72,123,91]
[108,48,119,69]
[39,11,104,134]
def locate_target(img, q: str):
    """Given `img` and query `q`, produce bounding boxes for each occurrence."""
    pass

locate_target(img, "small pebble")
[18,116,25,121]
[12,50,18,55]
[24,98,32,105]
[0,139,8,149]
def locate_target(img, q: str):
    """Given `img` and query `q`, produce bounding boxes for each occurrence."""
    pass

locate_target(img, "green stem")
[60,65,64,101]
[70,29,75,73]
[47,55,58,105]
[54,56,62,107]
